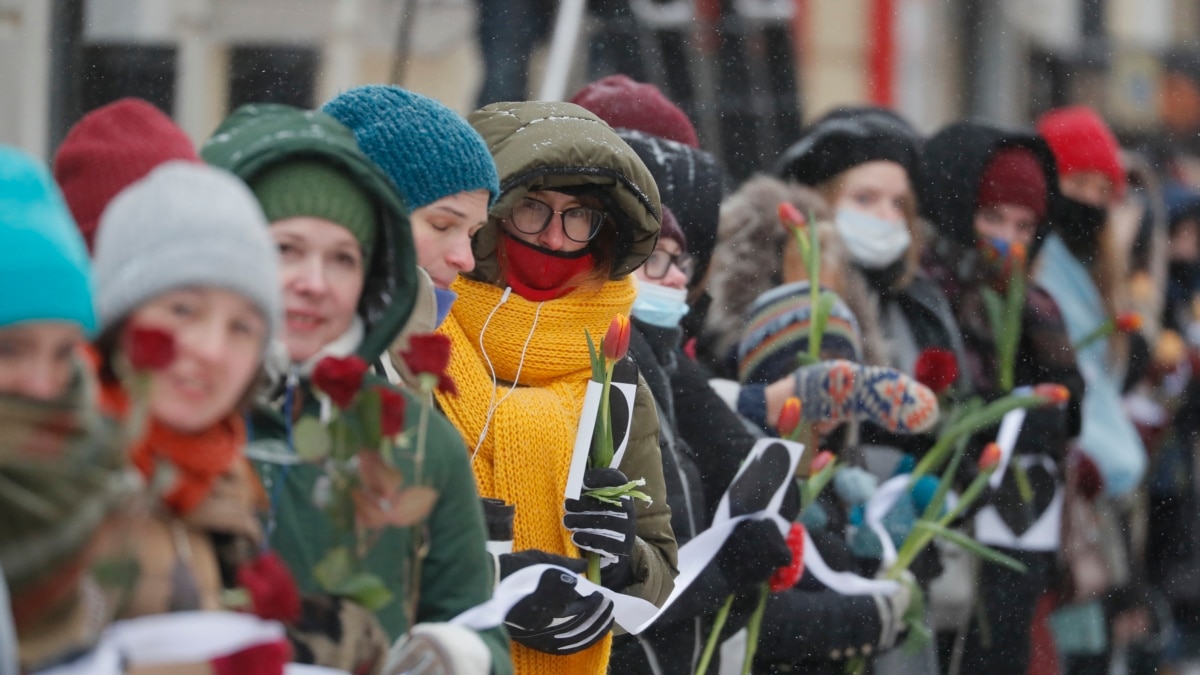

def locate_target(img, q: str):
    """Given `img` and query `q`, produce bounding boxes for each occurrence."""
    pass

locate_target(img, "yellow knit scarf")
[436,275,637,675]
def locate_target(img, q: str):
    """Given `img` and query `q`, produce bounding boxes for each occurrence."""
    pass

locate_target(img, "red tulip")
[1115,312,1142,333]
[777,397,802,438]
[1010,242,1027,265]
[978,442,1002,472]
[1033,383,1071,406]
[603,314,632,362]
[913,347,958,395]
[768,523,806,592]
[778,202,806,232]
[401,333,452,377]
[378,387,407,436]
[311,355,368,408]
[123,325,177,371]
[236,552,301,623]
[810,450,835,474]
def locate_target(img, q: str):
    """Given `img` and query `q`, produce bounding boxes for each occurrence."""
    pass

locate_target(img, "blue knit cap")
[0,147,96,335]
[322,85,500,210]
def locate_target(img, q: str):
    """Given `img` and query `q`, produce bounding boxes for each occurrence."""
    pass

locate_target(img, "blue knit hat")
[0,147,96,336]
[322,85,500,210]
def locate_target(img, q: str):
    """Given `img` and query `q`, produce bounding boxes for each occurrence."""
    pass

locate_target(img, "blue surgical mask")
[632,281,690,328]
[434,287,458,328]
[835,208,911,269]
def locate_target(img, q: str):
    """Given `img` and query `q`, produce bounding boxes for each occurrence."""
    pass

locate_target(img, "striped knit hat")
[737,281,862,384]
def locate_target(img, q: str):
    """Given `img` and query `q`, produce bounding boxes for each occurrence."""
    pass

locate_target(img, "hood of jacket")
[920,121,1060,255]
[703,174,887,368]
[201,103,418,363]
[466,101,661,282]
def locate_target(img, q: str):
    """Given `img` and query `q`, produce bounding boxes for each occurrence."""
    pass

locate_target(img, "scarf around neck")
[435,275,636,675]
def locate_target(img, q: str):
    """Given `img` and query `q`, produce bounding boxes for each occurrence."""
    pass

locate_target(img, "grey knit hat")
[93,161,282,340]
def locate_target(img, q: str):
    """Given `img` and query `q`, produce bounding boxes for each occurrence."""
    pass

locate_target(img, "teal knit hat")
[322,85,500,209]
[0,146,96,336]
[250,159,377,262]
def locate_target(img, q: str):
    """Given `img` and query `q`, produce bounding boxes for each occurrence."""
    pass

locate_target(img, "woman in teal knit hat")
[202,104,510,675]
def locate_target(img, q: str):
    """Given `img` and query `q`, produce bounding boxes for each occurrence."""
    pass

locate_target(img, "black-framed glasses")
[509,197,605,243]
[643,249,695,281]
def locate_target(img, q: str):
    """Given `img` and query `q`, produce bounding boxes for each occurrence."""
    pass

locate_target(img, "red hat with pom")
[1036,105,1125,199]
[570,75,700,148]
[53,98,199,253]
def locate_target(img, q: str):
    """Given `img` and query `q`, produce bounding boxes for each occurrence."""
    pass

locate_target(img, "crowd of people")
[1,72,1198,675]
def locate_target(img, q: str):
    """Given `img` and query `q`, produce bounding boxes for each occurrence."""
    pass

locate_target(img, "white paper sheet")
[565,380,605,500]
[974,456,1063,551]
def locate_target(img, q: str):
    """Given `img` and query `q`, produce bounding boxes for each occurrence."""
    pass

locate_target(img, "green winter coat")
[202,105,511,672]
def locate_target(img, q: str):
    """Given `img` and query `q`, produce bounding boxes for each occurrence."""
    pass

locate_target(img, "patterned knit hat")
[93,162,281,341]
[0,147,96,336]
[570,75,700,148]
[53,98,199,252]
[249,159,377,262]
[322,85,500,209]
[1036,105,1125,199]
[737,281,862,384]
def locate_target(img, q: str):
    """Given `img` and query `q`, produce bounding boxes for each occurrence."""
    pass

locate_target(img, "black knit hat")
[774,106,922,188]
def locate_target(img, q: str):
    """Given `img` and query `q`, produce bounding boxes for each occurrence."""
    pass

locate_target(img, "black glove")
[505,568,615,655]
[563,467,637,589]
[715,519,793,594]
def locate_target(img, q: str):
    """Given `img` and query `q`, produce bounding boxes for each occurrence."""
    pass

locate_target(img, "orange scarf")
[97,380,246,516]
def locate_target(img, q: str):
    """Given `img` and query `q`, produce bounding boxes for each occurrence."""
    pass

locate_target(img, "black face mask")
[1054,196,1107,261]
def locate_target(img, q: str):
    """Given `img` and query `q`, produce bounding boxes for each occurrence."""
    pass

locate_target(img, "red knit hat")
[1036,105,1125,199]
[53,98,199,253]
[660,206,687,251]
[570,75,700,148]
[977,147,1047,220]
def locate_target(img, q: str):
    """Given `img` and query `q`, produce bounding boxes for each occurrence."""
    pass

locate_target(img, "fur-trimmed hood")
[702,174,887,373]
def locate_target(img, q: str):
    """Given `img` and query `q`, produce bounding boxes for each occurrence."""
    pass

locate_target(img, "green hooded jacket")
[202,105,510,672]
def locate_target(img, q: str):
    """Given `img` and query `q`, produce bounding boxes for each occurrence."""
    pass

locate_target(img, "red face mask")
[501,233,595,301]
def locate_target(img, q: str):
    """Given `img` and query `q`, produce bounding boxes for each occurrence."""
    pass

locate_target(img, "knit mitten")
[793,360,938,433]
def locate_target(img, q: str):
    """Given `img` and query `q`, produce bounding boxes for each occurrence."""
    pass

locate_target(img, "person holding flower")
[434,100,678,675]
[920,120,1086,674]
[0,146,137,673]
[202,103,509,674]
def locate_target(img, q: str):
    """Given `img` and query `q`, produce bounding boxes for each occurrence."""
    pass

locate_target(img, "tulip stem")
[696,594,734,675]
[741,584,769,675]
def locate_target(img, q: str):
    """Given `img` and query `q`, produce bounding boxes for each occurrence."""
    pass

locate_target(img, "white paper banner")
[565,380,604,500]
[991,405,1028,488]
[608,380,639,468]
[457,438,807,635]
[801,529,900,596]
[975,455,1062,551]
[865,475,910,567]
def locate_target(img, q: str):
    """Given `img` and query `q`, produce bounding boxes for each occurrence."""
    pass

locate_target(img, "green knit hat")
[250,159,377,262]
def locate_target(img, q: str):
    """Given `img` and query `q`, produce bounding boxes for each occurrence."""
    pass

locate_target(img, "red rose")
[236,552,301,623]
[978,442,1002,472]
[1070,449,1104,501]
[123,325,177,371]
[913,347,958,395]
[378,386,407,437]
[211,640,291,675]
[769,523,806,592]
[602,314,631,362]
[312,355,368,408]
[401,333,452,377]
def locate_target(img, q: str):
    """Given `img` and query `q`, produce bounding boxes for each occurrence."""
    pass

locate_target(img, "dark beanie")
[977,147,1047,220]
[659,206,687,251]
[53,98,199,252]
[570,75,700,148]
[775,106,921,187]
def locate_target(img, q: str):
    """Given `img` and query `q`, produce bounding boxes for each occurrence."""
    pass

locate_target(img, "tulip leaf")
[914,521,1027,573]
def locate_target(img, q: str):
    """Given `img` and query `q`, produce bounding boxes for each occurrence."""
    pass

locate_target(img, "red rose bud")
[1033,383,1071,406]
[401,333,452,377]
[913,347,958,394]
[769,523,806,592]
[378,387,407,436]
[236,552,301,623]
[978,442,1002,472]
[311,355,368,408]
[603,314,632,362]
[1115,312,1142,333]
[778,202,806,232]
[777,397,802,438]
[124,325,177,371]
[810,450,835,474]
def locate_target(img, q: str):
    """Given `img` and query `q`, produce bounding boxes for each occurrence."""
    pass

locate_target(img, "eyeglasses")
[643,249,695,281]
[509,197,605,243]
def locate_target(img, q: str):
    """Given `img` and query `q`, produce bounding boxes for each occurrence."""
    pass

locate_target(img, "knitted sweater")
[436,275,678,675]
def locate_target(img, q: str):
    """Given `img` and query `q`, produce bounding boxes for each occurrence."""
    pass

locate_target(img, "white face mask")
[835,208,912,270]
[632,281,690,329]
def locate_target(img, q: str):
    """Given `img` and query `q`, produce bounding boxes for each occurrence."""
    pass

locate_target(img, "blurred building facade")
[1,0,1199,168]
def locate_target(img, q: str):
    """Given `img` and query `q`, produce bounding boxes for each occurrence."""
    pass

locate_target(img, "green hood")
[467,101,661,281]
[201,104,418,363]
